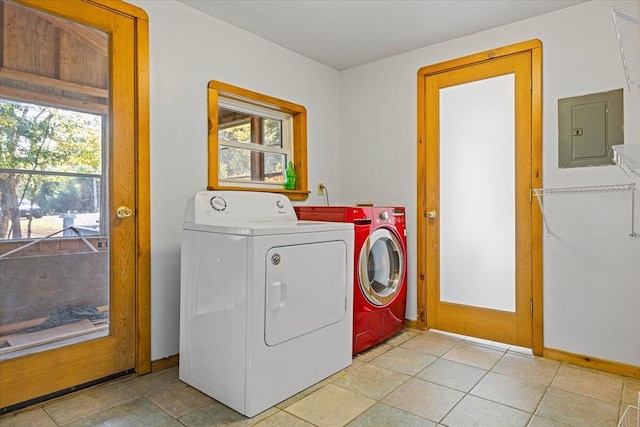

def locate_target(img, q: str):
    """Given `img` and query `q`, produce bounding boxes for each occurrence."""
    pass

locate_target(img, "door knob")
[426,210,437,219]
[116,206,133,218]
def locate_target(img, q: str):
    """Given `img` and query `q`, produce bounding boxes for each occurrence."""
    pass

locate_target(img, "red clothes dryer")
[295,206,407,355]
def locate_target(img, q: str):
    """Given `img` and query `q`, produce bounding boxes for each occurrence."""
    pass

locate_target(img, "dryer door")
[265,240,347,346]
[358,228,404,306]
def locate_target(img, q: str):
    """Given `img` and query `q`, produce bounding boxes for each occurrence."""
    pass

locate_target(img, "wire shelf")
[613,144,640,178]
[532,184,637,237]
[613,2,640,90]
[532,183,635,196]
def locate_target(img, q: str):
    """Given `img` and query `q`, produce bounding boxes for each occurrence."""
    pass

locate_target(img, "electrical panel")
[558,89,623,168]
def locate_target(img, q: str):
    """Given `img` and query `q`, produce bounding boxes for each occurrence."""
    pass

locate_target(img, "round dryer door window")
[358,228,404,306]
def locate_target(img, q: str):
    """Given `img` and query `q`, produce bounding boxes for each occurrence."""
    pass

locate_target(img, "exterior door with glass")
[0,0,147,410]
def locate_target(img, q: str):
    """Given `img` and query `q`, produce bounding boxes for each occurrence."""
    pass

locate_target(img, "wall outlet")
[317,183,325,195]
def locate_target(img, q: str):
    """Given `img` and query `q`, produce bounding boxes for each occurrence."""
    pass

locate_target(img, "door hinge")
[530,300,533,315]
[529,188,533,203]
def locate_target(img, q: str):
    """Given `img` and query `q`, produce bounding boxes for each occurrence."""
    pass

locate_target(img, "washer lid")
[183,219,353,236]
[183,191,353,235]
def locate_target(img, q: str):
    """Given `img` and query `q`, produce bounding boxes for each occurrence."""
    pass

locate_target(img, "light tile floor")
[2,328,639,427]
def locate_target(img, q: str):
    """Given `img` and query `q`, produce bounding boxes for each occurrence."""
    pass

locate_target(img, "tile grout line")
[443,343,542,426]
[521,356,555,426]
[434,343,496,425]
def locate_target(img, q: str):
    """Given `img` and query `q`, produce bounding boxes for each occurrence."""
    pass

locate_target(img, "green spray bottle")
[284,161,296,190]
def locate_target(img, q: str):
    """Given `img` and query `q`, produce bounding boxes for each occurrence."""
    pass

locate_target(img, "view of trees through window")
[218,106,287,184]
[0,99,103,240]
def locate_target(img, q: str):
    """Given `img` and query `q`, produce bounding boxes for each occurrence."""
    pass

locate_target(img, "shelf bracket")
[532,188,551,236]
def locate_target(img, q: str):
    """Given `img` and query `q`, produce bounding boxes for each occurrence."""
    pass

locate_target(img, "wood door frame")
[416,40,543,355]
[91,0,152,376]
[5,0,151,375]
[88,0,151,378]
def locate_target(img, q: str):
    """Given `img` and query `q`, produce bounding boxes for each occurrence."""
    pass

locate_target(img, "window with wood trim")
[207,81,309,200]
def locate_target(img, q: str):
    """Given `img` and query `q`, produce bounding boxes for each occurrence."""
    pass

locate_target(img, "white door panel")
[265,241,347,346]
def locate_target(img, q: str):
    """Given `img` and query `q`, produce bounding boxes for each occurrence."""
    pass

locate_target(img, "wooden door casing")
[416,40,543,354]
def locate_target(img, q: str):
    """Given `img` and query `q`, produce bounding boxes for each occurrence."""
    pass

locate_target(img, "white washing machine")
[179,191,354,417]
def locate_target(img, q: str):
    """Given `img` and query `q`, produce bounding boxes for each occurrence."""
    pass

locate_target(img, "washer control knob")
[379,210,389,220]
[210,196,227,211]
[276,200,284,209]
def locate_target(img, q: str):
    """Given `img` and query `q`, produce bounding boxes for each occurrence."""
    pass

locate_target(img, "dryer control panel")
[184,191,297,224]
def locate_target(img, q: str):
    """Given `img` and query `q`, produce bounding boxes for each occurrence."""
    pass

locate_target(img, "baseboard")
[544,347,640,379]
[404,319,420,329]
[149,346,639,380]
[151,353,179,372]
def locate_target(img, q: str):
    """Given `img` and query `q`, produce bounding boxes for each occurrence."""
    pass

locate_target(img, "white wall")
[131,0,639,367]
[338,1,640,366]
[129,0,341,359]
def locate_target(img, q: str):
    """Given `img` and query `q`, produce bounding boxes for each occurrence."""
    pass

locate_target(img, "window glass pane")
[219,145,285,184]
[0,100,102,175]
[439,75,516,312]
[263,152,285,182]
[219,119,251,144]
[218,107,284,148]
[0,0,109,361]
[263,118,282,148]
[1,100,104,241]
[1,173,103,240]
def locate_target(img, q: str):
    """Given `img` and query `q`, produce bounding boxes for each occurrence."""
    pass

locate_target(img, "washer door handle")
[270,281,288,311]
[354,218,372,225]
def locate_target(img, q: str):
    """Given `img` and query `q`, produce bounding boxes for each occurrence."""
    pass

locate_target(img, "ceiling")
[178,0,586,70]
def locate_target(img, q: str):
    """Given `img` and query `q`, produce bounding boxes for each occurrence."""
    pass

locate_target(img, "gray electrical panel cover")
[558,89,623,168]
